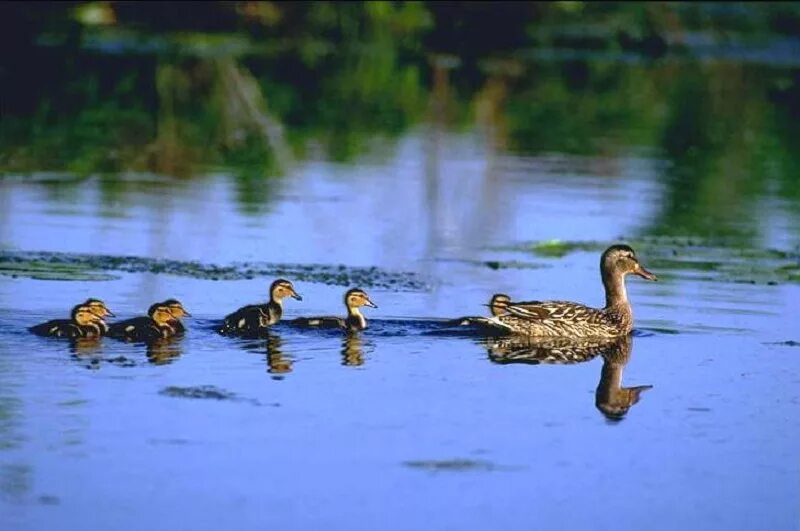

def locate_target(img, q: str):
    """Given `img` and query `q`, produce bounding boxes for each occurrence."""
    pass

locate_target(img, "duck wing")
[502,300,600,323]
[220,304,273,336]
[29,319,81,338]
[108,317,162,341]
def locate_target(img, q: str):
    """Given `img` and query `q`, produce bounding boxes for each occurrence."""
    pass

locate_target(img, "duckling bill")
[219,279,302,337]
[107,302,184,342]
[29,302,111,339]
[290,288,377,332]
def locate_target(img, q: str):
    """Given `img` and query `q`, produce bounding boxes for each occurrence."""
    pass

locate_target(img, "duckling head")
[485,293,512,316]
[344,288,377,310]
[84,298,115,317]
[162,298,191,318]
[147,303,176,326]
[72,305,103,326]
[601,244,657,281]
[270,279,303,303]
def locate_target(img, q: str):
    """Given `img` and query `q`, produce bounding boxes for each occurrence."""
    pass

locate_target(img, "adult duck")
[487,244,656,338]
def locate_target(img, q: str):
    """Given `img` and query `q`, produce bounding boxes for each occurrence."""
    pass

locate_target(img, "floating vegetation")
[487,237,800,285]
[158,385,271,407]
[494,239,605,258]
[0,260,117,281]
[159,385,239,401]
[402,459,505,472]
[0,250,428,290]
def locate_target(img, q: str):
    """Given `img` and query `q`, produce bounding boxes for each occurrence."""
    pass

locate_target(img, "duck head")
[270,279,303,303]
[84,298,115,318]
[72,304,104,326]
[601,244,657,281]
[345,288,378,310]
[147,303,176,327]
[162,298,191,318]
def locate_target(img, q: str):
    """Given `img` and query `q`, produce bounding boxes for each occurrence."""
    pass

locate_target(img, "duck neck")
[346,306,366,330]
[602,270,629,309]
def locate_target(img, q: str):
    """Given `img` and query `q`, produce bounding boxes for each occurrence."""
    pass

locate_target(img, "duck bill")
[105,309,116,317]
[635,264,658,281]
[291,292,303,301]
[181,310,192,317]
[364,298,378,309]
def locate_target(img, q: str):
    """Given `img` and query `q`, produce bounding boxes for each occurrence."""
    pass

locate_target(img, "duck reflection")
[67,337,104,357]
[265,332,293,377]
[341,333,375,367]
[485,334,652,420]
[594,336,653,421]
[145,336,184,365]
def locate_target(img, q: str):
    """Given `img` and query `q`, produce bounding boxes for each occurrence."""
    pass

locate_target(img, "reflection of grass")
[491,239,604,258]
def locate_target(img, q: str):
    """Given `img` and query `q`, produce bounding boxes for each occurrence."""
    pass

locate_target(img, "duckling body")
[29,304,106,339]
[220,279,302,337]
[107,304,178,342]
[488,245,657,338]
[290,288,377,332]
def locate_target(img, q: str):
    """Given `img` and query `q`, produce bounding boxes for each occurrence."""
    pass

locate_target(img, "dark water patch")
[158,385,271,407]
[767,340,800,347]
[0,250,428,290]
[37,494,60,506]
[402,459,513,473]
[80,356,138,370]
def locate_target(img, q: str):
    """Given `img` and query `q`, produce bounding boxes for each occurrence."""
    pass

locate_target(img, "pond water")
[2,63,800,530]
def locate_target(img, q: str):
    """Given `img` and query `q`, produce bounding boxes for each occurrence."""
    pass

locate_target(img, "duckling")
[486,293,512,316]
[82,298,115,333]
[290,288,377,332]
[446,293,526,327]
[29,304,107,339]
[161,298,191,335]
[107,303,179,342]
[485,244,657,338]
[219,279,302,337]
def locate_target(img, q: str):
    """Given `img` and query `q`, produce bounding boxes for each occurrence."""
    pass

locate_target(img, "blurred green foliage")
[0,1,798,239]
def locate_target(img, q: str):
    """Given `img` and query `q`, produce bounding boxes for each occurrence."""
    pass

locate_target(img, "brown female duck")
[107,303,179,342]
[219,279,302,337]
[290,288,377,332]
[487,244,657,338]
[29,303,108,339]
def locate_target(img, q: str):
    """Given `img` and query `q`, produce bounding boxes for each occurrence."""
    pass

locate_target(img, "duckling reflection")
[145,336,184,365]
[341,333,373,367]
[485,334,652,420]
[67,336,104,357]
[265,332,293,376]
[485,335,615,365]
